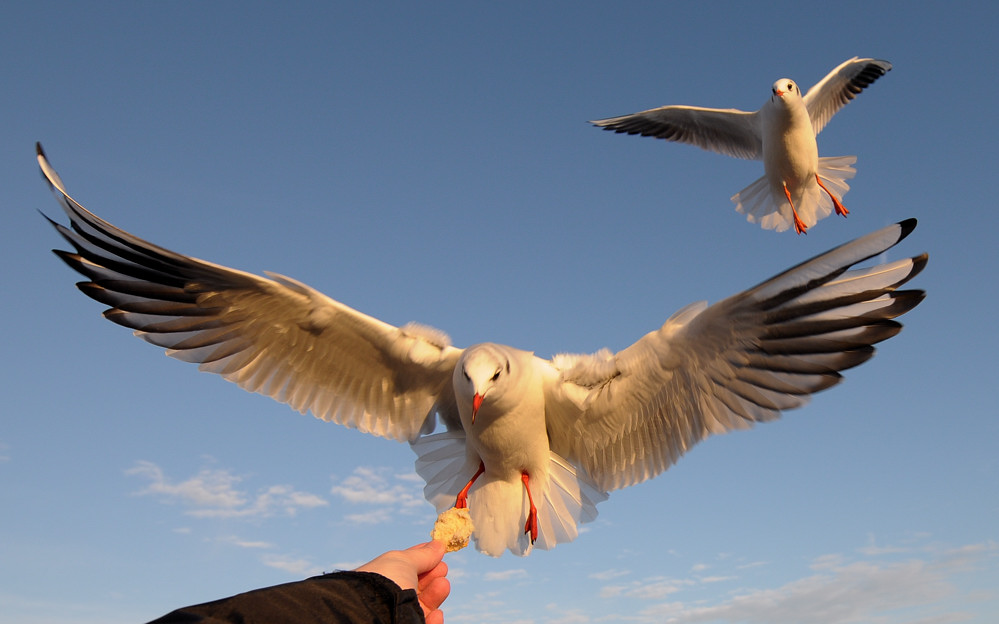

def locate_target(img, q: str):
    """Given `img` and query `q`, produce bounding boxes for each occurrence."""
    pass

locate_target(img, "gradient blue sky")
[3,2,997,623]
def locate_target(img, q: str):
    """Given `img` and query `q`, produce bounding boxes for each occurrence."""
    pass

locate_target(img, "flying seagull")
[592,57,892,234]
[39,144,925,556]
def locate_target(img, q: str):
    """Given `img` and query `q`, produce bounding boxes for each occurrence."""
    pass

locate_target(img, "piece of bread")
[431,507,474,553]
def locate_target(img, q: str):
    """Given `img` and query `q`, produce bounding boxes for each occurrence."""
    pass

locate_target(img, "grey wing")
[804,57,892,136]
[591,105,763,160]
[39,144,463,442]
[547,220,926,492]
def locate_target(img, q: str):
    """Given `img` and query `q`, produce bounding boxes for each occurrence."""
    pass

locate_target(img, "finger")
[419,576,451,613]
[424,608,444,624]
[418,560,448,593]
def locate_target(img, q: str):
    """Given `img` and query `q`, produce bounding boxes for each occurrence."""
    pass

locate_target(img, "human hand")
[355,541,450,624]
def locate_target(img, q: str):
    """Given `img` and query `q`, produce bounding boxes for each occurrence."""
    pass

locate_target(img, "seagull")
[38,144,925,556]
[591,57,892,234]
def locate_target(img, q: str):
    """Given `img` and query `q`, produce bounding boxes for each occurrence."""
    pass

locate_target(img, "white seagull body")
[39,145,925,556]
[592,57,892,234]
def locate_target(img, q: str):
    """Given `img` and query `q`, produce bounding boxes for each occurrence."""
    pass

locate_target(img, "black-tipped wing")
[805,57,893,136]
[547,220,925,491]
[591,105,763,160]
[39,144,463,442]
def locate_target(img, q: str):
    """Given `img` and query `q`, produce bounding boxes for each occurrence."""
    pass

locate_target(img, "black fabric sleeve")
[146,571,425,624]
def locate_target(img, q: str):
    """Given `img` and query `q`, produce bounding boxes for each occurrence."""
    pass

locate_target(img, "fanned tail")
[533,453,607,551]
[731,155,857,233]
[411,431,608,556]
[816,155,857,199]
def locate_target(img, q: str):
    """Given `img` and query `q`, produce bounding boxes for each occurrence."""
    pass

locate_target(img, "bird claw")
[793,214,808,235]
[783,182,808,235]
[524,507,538,544]
[815,175,849,218]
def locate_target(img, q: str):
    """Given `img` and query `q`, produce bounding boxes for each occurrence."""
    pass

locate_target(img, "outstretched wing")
[547,220,926,492]
[39,144,463,442]
[591,105,763,160]
[804,57,892,136]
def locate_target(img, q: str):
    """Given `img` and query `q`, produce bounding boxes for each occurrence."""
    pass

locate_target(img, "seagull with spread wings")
[592,57,892,234]
[39,144,924,556]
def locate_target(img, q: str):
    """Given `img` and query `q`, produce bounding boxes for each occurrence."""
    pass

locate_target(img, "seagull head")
[771,79,799,101]
[455,344,513,425]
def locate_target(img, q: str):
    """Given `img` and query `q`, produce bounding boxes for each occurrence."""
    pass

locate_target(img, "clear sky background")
[2,2,997,623]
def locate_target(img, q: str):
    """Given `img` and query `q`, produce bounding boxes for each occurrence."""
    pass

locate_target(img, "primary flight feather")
[39,144,925,556]
[592,57,892,234]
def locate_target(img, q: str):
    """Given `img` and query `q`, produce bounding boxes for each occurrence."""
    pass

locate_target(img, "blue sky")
[2,2,997,623]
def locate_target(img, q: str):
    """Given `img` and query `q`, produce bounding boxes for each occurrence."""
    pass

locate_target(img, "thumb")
[403,541,446,575]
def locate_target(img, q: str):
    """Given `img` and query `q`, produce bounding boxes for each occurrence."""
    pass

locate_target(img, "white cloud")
[627,539,999,624]
[330,466,431,524]
[697,575,737,584]
[588,568,631,581]
[601,576,693,600]
[126,460,328,519]
[483,569,529,582]
[217,535,275,549]
[262,554,324,578]
[647,559,951,624]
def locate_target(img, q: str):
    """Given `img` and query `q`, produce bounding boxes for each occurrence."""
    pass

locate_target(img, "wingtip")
[36,142,70,195]
[897,218,917,241]
[910,252,929,280]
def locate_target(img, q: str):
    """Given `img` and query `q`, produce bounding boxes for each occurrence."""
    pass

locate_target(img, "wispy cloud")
[597,537,999,624]
[216,535,275,549]
[643,559,952,623]
[483,569,528,582]
[600,576,693,600]
[126,460,328,519]
[262,554,324,577]
[588,568,631,581]
[329,466,431,524]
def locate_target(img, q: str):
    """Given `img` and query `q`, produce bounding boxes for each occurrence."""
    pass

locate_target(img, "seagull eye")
[490,370,501,382]
[462,369,471,382]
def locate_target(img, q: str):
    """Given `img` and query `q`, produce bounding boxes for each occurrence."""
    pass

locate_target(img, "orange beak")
[471,393,484,424]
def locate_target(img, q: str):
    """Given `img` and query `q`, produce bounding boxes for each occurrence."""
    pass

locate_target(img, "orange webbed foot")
[815,175,849,217]
[455,462,485,509]
[783,183,808,235]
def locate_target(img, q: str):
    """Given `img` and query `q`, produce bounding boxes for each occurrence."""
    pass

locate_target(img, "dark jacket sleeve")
[146,571,425,624]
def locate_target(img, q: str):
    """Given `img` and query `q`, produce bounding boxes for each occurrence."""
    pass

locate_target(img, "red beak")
[471,393,483,424]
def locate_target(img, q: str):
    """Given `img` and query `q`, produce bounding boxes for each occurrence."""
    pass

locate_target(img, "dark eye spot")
[463,369,471,381]
[490,370,501,382]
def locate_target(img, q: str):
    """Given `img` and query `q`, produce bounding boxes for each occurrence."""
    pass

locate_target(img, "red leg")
[783,183,808,235]
[455,462,485,509]
[815,175,849,217]
[521,472,538,544]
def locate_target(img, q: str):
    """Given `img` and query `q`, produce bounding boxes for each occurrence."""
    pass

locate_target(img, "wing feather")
[39,144,462,442]
[548,220,925,491]
[591,105,763,160]
[804,57,893,136]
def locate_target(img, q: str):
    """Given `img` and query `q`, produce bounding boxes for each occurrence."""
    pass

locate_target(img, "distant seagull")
[39,144,925,556]
[592,57,892,234]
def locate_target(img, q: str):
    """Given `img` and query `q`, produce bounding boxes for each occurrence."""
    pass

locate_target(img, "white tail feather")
[411,431,608,556]
[731,155,857,232]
